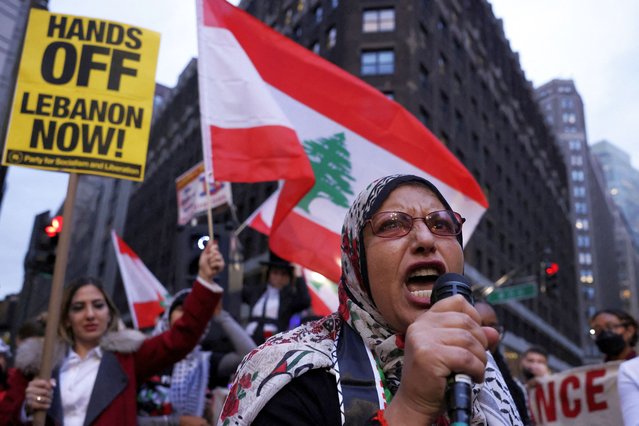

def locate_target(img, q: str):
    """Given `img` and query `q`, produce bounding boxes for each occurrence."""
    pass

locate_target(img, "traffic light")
[28,213,62,274]
[540,261,559,293]
[44,215,63,238]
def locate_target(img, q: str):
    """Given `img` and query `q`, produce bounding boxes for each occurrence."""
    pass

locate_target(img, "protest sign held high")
[2,9,160,181]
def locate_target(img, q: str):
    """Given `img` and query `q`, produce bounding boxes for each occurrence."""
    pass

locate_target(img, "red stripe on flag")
[115,234,139,259]
[249,212,271,235]
[201,0,487,207]
[133,300,165,329]
[269,212,342,283]
[210,125,309,182]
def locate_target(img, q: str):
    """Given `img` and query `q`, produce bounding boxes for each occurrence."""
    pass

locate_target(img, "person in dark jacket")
[242,252,311,345]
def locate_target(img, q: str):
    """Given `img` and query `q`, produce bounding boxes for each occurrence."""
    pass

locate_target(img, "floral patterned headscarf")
[219,175,522,426]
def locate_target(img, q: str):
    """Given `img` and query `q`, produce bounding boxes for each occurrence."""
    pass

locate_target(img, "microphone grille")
[431,273,474,306]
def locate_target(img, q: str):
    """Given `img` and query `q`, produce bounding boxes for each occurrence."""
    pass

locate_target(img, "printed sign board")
[2,9,160,181]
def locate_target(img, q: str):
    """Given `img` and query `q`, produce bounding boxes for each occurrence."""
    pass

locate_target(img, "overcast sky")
[1,0,637,298]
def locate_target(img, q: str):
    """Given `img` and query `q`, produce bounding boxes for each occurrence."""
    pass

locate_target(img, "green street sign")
[485,281,538,304]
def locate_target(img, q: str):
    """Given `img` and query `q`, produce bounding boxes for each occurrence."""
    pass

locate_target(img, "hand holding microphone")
[430,273,475,425]
[385,273,495,425]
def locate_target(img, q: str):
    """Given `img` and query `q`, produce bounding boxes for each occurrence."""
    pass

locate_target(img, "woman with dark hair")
[219,174,521,425]
[589,308,638,362]
[6,240,224,425]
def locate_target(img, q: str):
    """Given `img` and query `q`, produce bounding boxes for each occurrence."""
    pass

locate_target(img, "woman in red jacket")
[10,240,224,425]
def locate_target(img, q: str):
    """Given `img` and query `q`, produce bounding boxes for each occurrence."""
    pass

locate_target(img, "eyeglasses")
[588,323,628,340]
[367,210,465,239]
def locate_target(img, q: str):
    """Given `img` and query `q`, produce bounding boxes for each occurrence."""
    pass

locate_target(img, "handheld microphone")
[430,273,474,426]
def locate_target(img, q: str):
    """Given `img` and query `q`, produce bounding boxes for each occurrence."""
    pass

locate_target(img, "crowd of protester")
[0,175,637,425]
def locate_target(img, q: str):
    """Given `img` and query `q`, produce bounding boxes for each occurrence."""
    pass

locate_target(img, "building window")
[562,112,577,124]
[363,8,395,32]
[332,0,339,8]
[438,53,447,74]
[314,6,323,23]
[383,91,394,100]
[583,285,595,298]
[575,219,589,230]
[579,252,592,265]
[327,27,337,48]
[571,170,584,182]
[570,155,583,166]
[419,65,429,88]
[561,98,575,109]
[436,17,448,32]
[361,49,394,75]
[577,235,590,248]
[311,41,320,54]
[440,91,449,115]
[419,106,430,126]
[573,186,586,198]
[574,202,587,214]
[569,140,582,150]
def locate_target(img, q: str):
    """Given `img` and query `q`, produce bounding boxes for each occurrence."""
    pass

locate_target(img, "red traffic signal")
[44,215,63,237]
[544,262,559,277]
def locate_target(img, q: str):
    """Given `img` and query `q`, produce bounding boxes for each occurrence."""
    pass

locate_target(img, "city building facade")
[535,79,622,360]
[591,140,639,316]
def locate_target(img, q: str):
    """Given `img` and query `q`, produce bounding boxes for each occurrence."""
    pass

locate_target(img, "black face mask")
[522,367,536,381]
[595,330,626,357]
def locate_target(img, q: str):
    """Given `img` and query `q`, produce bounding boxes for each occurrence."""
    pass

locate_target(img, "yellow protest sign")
[2,9,160,181]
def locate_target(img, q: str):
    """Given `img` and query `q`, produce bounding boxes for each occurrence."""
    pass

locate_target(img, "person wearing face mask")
[518,346,550,384]
[589,309,638,362]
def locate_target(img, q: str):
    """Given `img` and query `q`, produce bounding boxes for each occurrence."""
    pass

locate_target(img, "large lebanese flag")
[199,0,488,283]
[111,230,169,329]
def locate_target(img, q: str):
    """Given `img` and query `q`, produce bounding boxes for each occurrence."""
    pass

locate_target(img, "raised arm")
[134,240,225,381]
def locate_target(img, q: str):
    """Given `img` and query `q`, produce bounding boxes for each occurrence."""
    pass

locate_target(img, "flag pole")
[204,171,215,240]
[33,172,79,426]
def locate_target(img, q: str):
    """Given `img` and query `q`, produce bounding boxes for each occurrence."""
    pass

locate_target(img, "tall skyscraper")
[535,79,622,358]
[591,140,639,315]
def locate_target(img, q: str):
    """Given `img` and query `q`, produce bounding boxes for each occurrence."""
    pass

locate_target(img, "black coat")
[242,277,311,343]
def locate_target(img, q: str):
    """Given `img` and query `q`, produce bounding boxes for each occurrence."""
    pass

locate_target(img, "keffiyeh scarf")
[219,174,522,426]
[138,289,211,418]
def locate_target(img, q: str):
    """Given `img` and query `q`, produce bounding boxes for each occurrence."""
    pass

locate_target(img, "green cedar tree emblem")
[298,132,355,213]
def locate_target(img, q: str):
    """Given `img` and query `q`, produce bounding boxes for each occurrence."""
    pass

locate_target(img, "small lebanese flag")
[111,230,169,329]
[201,0,488,283]
[303,268,338,316]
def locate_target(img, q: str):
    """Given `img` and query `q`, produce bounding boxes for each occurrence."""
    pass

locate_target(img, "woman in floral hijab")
[220,174,522,425]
